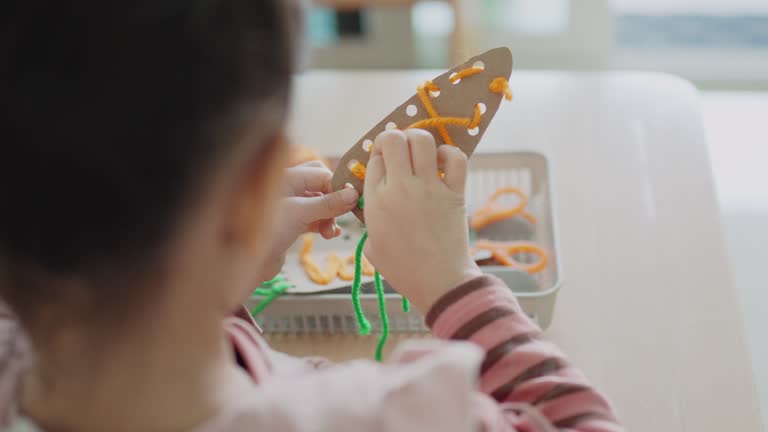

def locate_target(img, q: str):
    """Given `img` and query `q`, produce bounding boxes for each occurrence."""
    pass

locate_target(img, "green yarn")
[351,231,372,335]
[252,288,273,296]
[353,195,399,359]
[401,296,410,312]
[250,291,281,317]
[253,189,397,361]
[373,270,389,362]
[350,225,394,362]
[250,275,292,317]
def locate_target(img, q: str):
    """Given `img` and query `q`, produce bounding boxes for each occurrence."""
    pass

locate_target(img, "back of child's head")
[0,0,301,329]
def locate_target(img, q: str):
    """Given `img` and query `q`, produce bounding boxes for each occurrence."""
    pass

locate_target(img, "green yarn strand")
[250,275,291,317]
[352,232,372,335]
[401,296,410,312]
[374,271,389,362]
[250,291,281,317]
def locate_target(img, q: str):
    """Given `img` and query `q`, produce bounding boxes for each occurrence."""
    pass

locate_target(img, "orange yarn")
[340,255,375,281]
[423,81,441,94]
[408,117,464,129]
[348,67,512,181]
[472,240,548,274]
[300,235,340,284]
[340,254,375,281]
[408,103,483,131]
[337,256,354,281]
[470,103,483,129]
[489,77,513,101]
[449,66,484,84]
[470,187,537,230]
[409,70,511,144]
[350,161,367,181]
[300,234,375,284]
[416,83,454,145]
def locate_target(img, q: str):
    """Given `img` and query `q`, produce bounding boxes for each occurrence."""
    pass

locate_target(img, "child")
[0,0,623,431]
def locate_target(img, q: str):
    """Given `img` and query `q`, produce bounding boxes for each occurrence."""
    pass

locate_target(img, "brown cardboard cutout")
[331,47,513,223]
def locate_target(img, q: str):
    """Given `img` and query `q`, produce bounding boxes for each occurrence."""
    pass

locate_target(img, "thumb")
[296,186,359,224]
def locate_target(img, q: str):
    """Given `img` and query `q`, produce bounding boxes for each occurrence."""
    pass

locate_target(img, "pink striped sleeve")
[425,275,623,432]
[223,317,274,384]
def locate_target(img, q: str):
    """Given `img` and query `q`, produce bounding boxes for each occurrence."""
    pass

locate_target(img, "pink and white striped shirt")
[0,275,623,431]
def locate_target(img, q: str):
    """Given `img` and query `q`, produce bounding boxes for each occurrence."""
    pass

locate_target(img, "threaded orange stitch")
[416,84,454,145]
[469,103,482,129]
[450,66,484,84]
[350,161,367,181]
[408,116,471,129]
[412,66,508,145]
[489,77,513,101]
[350,69,511,181]
[407,103,484,132]
[423,80,440,93]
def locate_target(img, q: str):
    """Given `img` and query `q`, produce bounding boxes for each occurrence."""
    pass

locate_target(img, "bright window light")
[489,0,571,35]
[411,1,455,37]
[612,0,768,14]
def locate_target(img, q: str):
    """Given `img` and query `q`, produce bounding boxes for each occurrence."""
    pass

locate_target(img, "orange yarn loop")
[300,234,374,284]
[300,235,340,284]
[472,240,548,274]
[470,187,537,231]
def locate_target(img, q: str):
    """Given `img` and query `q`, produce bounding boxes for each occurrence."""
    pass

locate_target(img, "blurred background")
[308,0,768,89]
[305,0,768,428]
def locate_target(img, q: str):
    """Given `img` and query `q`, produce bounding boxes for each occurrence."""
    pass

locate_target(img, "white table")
[280,71,763,431]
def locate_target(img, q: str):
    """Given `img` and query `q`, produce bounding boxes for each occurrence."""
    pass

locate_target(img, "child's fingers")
[366,131,386,189]
[437,145,468,194]
[405,129,438,179]
[377,130,413,179]
[285,166,333,195]
[365,152,385,191]
[318,219,338,239]
[300,160,326,169]
[294,186,359,225]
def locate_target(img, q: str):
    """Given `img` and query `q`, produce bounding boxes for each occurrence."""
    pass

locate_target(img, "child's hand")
[261,161,359,280]
[363,130,482,313]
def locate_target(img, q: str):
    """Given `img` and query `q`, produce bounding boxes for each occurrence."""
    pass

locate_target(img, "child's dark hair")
[0,0,301,324]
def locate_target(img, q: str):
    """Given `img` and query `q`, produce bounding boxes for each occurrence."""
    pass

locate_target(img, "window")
[612,0,768,86]
[306,0,768,87]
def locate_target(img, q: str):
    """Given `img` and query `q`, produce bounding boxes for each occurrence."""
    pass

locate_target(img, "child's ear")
[227,132,288,253]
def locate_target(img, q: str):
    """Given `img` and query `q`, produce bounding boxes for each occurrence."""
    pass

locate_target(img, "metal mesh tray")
[247,151,561,332]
